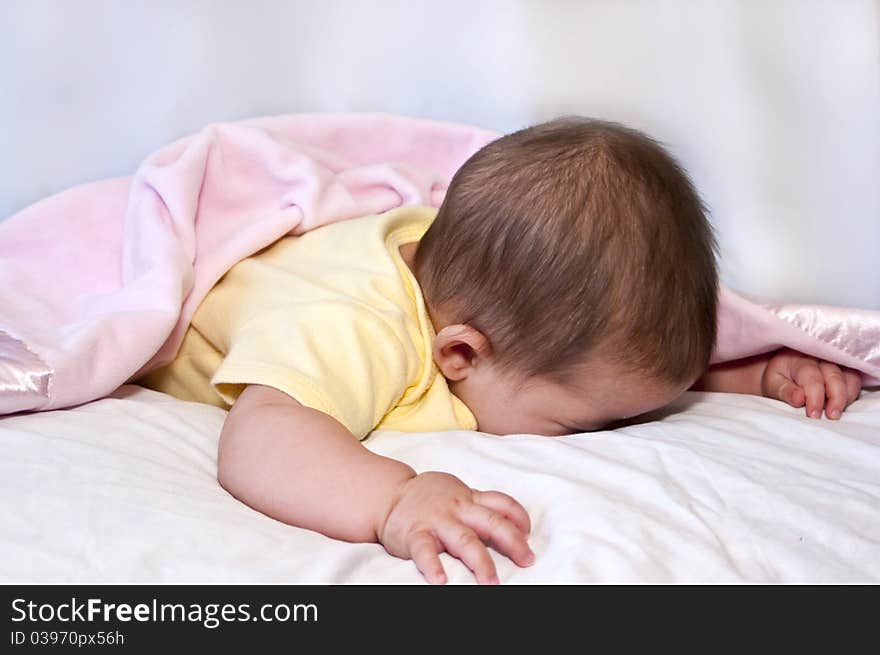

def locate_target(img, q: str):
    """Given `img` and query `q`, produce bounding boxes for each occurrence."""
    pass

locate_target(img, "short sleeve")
[211,301,415,440]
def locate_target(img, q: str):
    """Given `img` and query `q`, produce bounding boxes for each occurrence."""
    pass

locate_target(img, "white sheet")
[1,385,878,583]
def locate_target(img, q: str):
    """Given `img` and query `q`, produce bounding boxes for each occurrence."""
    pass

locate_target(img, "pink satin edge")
[0,329,52,412]
[767,303,880,386]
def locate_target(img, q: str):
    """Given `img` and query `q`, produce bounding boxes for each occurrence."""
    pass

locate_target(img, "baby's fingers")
[406,530,446,585]
[471,489,532,536]
[434,519,499,585]
[792,360,826,419]
[458,503,535,568]
[819,361,848,419]
[844,369,863,405]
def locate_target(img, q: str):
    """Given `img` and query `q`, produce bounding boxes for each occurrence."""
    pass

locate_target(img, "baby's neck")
[398,242,418,274]
[398,241,450,338]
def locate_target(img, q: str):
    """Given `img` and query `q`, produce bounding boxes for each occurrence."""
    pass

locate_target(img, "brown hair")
[414,116,718,388]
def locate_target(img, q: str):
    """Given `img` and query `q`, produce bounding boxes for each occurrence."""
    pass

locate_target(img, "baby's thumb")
[776,380,805,408]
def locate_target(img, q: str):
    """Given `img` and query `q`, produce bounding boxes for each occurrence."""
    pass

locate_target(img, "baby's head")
[413,116,718,436]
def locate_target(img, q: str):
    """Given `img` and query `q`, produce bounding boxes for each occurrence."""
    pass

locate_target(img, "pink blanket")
[1,113,878,415]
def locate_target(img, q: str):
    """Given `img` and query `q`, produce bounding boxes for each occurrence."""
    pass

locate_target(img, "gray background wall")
[1,0,878,308]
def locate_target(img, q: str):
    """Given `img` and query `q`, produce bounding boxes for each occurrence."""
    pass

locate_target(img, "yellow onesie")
[138,206,477,439]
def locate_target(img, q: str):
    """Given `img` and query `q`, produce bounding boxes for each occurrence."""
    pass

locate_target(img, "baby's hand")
[377,471,534,585]
[761,348,862,419]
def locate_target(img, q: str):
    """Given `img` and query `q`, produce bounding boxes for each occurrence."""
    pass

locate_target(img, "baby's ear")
[432,324,492,381]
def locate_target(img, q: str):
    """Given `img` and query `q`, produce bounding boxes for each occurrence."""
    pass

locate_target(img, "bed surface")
[2,384,878,584]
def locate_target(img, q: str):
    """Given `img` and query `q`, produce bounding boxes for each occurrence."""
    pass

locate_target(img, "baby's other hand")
[761,348,862,419]
[377,471,534,585]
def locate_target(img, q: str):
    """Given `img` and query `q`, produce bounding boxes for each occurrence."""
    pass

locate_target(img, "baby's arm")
[693,348,862,419]
[217,384,534,584]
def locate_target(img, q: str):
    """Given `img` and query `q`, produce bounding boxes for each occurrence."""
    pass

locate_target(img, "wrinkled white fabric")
[1,385,877,583]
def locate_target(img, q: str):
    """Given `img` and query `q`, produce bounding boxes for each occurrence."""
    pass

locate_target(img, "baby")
[139,117,862,584]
